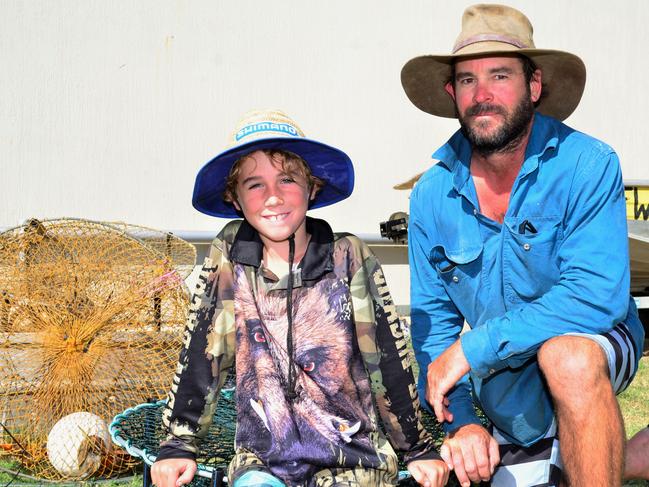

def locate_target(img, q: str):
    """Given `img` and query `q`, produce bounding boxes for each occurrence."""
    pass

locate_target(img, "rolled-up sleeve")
[409,183,481,433]
[461,148,630,377]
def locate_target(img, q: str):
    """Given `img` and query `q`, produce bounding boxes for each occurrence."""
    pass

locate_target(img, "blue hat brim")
[192,136,355,218]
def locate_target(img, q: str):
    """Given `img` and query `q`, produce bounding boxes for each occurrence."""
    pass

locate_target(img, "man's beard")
[458,93,535,155]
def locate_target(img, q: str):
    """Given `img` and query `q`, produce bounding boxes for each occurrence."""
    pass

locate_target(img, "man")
[400,4,645,487]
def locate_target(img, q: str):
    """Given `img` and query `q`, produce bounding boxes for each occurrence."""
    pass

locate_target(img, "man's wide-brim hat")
[192,109,354,218]
[401,3,587,121]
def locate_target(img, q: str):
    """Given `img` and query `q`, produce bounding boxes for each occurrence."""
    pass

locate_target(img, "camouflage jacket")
[158,217,439,484]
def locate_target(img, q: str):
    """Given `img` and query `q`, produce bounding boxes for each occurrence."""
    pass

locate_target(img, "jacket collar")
[229,216,335,281]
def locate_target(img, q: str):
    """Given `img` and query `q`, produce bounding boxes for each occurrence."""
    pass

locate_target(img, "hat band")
[453,34,529,53]
[235,122,302,142]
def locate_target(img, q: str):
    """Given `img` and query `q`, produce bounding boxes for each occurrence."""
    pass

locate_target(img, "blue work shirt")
[408,112,645,446]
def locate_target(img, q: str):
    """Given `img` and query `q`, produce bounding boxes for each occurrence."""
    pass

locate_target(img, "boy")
[151,110,448,487]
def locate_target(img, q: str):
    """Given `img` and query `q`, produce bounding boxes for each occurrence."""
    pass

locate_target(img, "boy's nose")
[265,194,284,206]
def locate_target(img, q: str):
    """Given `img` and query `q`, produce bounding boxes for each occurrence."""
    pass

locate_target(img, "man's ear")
[530,69,542,103]
[444,81,457,101]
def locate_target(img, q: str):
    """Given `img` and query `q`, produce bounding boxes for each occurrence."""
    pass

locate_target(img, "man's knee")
[537,335,609,394]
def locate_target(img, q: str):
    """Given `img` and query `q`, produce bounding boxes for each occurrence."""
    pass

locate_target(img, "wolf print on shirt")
[233,265,377,484]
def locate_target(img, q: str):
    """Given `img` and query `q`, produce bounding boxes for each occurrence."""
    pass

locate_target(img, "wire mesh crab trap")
[0,218,195,481]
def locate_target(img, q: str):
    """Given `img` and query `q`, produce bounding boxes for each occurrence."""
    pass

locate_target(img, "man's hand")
[407,459,450,487]
[425,339,471,423]
[151,458,197,487]
[440,424,500,487]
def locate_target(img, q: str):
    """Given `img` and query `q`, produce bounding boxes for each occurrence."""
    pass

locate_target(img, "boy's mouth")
[262,213,289,222]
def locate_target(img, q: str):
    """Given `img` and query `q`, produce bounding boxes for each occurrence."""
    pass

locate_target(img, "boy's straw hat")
[192,110,354,218]
[400,3,586,121]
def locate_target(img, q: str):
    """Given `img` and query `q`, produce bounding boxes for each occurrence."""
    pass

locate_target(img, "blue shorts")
[489,322,640,487]
[233,470,286,487]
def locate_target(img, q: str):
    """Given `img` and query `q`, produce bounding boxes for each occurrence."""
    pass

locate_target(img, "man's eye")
[493,74,509,81]
[458,78,474,85]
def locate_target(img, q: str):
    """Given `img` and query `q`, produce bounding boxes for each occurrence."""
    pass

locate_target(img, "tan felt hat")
[401,3,586,121]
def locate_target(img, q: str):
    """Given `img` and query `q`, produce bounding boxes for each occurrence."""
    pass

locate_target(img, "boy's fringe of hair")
[223,150,324,205]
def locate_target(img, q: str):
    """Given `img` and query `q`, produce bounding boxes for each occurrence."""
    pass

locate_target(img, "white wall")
[1,1,647,304]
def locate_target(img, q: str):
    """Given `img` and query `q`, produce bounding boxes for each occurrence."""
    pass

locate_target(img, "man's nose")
[473,79,494,104]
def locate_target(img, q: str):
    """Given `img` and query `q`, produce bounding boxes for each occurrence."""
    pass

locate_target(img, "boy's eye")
[280,177,296,184]
[246,182,262,190]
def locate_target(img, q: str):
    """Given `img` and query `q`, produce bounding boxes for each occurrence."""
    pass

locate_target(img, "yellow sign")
[625,185,649,221]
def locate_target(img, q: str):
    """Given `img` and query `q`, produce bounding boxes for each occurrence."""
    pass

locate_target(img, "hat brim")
[192,136,355,218]
[393,172,424,190]
[401,46,586,121]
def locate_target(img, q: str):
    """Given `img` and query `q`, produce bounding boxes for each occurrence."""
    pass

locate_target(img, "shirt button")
[489,368,496,375]
[473,208,478,215]
[452,276,459,283]
[523,243,531,251]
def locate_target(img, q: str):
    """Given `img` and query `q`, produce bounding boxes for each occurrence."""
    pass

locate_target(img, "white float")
[46,412,112,478]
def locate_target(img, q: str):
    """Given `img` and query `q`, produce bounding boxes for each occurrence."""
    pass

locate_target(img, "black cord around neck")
[285,234,297,401]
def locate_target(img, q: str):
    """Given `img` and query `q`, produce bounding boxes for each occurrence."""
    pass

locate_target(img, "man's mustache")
[466,103,506,117]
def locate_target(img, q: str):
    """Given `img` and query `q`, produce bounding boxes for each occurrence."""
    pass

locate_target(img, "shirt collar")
[520,112,559,177]
[432,129,473,197]
[229,216,335,281]
[431,111,560,192]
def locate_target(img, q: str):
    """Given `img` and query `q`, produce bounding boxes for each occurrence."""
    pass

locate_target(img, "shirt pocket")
[429,243,483,306]
[502,216,563,303]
